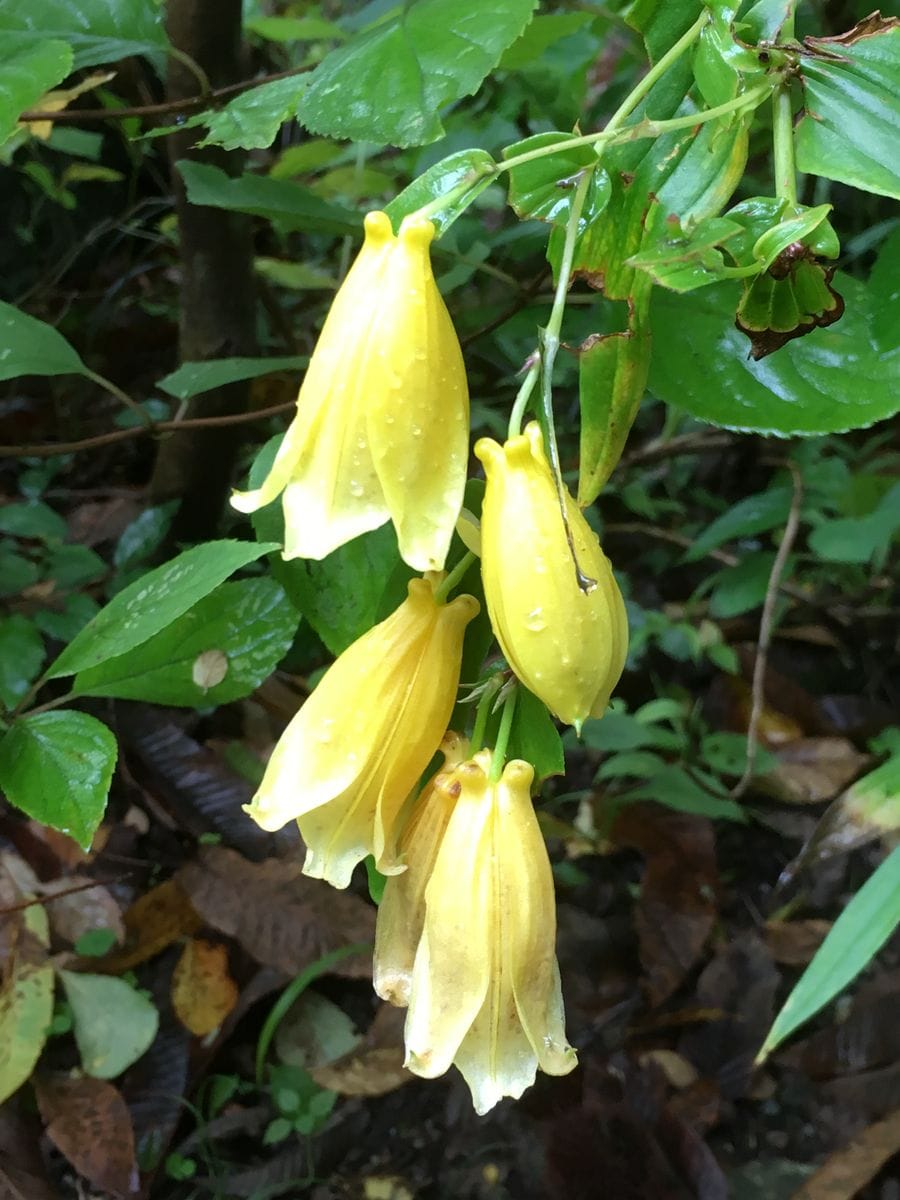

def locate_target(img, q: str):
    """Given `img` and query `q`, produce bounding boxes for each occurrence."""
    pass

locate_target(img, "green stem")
[84,368,154,429]
[433,550,477,603]
[772,80,798,208]
[507,355,540,439]
[19,692,76,719]
[603,9,708,135]
[406,166,493,227]
[469,683,497,755]
[255,943,370,1086]
[488,686,518,783]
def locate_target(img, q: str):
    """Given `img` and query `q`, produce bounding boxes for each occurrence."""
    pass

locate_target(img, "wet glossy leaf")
[72,577,298,707]
[0,0,167,71]
[796,19,900,200]
[385,149,496,237]
[295,0,538,146]
[0,711,116,849]
[48,539,278,678]
[759,845,900,1059]
[60,970,159,1079]
[506,686,565,783]
[0,615,44,711]
[504,134,611,227]
[158,355,308,401]
[0,901,53,1105]
[177,161,360,236]
[0,37,72,143]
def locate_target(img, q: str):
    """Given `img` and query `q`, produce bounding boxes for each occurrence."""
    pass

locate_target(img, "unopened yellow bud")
[232,211,469,572]
[403,749,576,1114]
[243,579,478,888]
[475,422,628,730]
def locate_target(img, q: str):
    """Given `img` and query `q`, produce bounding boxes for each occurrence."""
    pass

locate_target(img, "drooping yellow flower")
[243,579,478,888]
[475,422,628,731]
[231,210,469,572]
[373,731,469,1008]
[403,749,576,1114]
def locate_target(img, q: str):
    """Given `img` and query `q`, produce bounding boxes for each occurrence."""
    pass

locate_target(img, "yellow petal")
[475,422,628,728]
[367,217,469,572]
[373,733,469,1007]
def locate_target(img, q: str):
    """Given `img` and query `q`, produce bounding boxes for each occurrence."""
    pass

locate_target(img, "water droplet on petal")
[525,607,546,633]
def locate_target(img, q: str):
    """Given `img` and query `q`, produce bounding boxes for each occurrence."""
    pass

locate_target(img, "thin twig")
[619,430,738,469]
[18,65,309,125]
[731,461,805,800]
[0,399,296,459]
[0,876,125,917]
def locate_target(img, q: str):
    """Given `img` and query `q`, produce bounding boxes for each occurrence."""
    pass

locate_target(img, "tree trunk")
[150,0,257,543]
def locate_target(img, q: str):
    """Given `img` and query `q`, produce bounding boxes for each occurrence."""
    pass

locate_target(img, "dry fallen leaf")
[764,919,832,965]
[309,1003,411,1097]
[35,1073,139,1197]
[177,845,374,978]
[97,879,202,973]
[171,938,239,1036]
[789,1106,900,1200]
[759,738,870,806]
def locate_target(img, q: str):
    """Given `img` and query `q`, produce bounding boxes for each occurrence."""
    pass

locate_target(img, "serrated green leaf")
[72,577,298,707]
[796,20,900,201]
[60,970,158,1078]
[43,544,106,587]
[0,615,44,711]
[0,36,72,144]
[385,149,497,237]
[0,711,117,848]
[164,74,311,152]
[503,134,611,227]
[759,844,900,1059]
[176,161,359,236]
[649,271,900,435]
[47,539,278,679]
[499,12,593,69]
[0,0,168,71]
[0,301,87,381]
[295,0,538,147]
[158,355,308,401]
[0,903,53,1105]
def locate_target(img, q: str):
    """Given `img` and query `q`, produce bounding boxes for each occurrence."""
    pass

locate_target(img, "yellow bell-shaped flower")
[403,749,576,1114]
[475,422,628,731]
[231,210,469,573]
[243,579,478,888]
[373,731,468,1008]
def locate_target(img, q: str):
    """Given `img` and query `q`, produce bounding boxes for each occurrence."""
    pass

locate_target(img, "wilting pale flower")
[373,732,469,1007]
[243,579,478,888]
[403,749,576,1114]
[231,210,469,572]
[475,422,628,731]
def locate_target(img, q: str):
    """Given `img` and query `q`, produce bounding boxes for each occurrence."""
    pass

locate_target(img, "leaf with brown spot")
[176,846,374,978]
[96,878,202,973]
[612,803,719,1006]
[790,1107,900,1200]
[35,1073,139,1197]
[171,938,239,1036]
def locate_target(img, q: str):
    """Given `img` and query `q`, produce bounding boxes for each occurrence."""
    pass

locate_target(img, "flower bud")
[475,422,628,730]
[243,579,478,888]
[403,749,576,1114]
[232,211,469,572]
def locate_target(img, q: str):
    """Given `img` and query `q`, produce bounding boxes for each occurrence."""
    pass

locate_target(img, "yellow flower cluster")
[237,210,629,1111]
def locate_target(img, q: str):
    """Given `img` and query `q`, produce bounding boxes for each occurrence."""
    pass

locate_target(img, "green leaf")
[0,0,168,71]
[246,15,345,43]
[34,594,100,643]
[740,0,794,42]
[808,484,900,564]
[627,763,747,821]
[796,20,900,201]
[707,552,777,618]
[0,501,67,541]
[504,133,611,228]
[176,161,360,237]
[72,578,298,707]
[113,504,178,571]
[43,544,106,587]
[507,687,565,783]
[0,37,72,144]
[0,549,38,597]
[163,75,311,152]
[868,225,900,352]
[158,355,308,401]
[627,0,704,60]
[649,273,900,435]
[759,844,900,1059]
[385,149,497,237]
[685,488,792,561]
[0,711,117,848]
[0,616,44,711]
[59,970,159,1078]
[295,0,539,147]
[499,12,594,69]
[0,904,53,1105]
[0,301,87,381]
[47,539,278,679]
